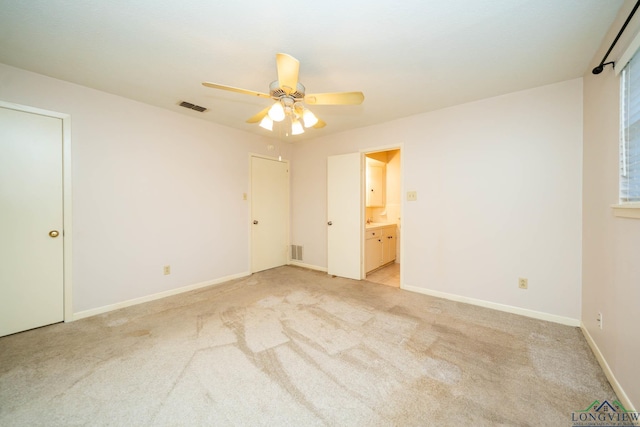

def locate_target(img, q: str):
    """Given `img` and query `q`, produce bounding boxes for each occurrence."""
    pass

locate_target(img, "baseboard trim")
[72,271,251,321]
[288,261,328,273]
[402,284,580,327]
[581,322,636,412]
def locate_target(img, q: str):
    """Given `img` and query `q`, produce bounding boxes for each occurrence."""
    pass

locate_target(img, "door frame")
[360,144,403,284]
[248,153,290,273]
[0,100,73,322]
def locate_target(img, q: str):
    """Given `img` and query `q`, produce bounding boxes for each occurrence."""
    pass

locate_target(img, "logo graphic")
[571,400,639,426]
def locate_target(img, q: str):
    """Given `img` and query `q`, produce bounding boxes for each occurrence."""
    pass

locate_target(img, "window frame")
[611,32,640,219]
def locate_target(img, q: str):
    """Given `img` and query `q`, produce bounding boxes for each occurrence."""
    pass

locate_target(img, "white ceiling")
[0,0,624,141]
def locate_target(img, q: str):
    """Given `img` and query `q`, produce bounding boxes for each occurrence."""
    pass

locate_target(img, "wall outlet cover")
[518,277,528,289]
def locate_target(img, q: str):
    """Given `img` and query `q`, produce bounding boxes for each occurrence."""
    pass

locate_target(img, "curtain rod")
[593,0,640,74]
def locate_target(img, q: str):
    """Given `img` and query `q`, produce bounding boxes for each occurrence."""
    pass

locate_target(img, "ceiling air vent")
[179,101,207,113]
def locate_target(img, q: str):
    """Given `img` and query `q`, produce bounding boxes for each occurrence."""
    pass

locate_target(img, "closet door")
[0,106,64,337]
[250,155,289,273]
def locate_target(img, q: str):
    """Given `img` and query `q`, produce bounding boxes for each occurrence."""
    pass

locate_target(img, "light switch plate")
[407,191,418,201]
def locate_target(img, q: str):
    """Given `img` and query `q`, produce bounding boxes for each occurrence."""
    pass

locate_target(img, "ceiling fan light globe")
[291,119,305,135]
[268,102,285,122]
[302,109,318,127]
[259,116,273,131]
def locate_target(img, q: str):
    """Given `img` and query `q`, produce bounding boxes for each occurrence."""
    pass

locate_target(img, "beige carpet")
[0,266,615,426]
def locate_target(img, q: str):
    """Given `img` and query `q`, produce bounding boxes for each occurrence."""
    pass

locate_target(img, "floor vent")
[291,245,303,261]
[179,101,207,112]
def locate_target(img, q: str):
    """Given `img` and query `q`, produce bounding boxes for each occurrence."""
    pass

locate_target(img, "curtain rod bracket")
[592,61,615,75]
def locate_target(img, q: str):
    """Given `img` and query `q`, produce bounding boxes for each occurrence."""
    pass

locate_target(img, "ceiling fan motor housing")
[269,81,306,100]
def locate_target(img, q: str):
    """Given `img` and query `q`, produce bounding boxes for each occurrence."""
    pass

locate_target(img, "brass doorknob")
[253,220,259,225]
[49,230,60,238]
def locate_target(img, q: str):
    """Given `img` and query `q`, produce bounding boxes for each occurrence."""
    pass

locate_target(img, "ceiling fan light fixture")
[302,109,318,127]
[268,102,285,122]
[202,53,366,135]
[259,116,273,131]
[291,119,304,135]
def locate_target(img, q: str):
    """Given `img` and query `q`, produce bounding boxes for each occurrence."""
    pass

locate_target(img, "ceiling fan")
[202,53,364,135]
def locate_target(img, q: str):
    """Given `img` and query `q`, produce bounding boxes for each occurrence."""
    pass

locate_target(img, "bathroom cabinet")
[365,224,396,273]
[366,158,385,207]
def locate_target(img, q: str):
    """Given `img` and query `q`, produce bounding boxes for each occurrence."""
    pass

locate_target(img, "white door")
[327,153,362,280]
[0,106,64,337]
[251,156,289,272]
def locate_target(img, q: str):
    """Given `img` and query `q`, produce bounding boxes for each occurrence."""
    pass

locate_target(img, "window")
[620,56,640,203]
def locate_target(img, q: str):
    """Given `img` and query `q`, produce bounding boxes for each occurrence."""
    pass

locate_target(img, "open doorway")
[363,148,401,287]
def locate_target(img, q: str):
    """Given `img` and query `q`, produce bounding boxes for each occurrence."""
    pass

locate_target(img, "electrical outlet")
[597,312,603,329]
[163,265,171,275]
[407,191,418,201]
[518,277,528,289]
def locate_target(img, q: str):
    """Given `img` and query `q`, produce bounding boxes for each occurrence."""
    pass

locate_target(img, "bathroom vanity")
[365,223,397,273]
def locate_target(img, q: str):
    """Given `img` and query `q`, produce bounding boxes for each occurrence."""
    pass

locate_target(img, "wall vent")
[290,245,303,261]
[179,101,207,113]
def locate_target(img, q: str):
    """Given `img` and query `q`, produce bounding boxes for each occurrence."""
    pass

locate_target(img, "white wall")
[0,63,284,313]
[583,0,640,409]
[291,78,583,321]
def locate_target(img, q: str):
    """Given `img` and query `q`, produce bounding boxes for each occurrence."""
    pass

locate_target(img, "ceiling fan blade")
[276,53,300,95]
[202,82,271,99]
[305,91,364,105]
[246,106,271,123]
[313,119,327,129]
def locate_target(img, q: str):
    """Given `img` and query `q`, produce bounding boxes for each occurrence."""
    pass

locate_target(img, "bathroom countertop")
[365,222,395,230]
